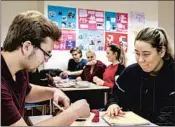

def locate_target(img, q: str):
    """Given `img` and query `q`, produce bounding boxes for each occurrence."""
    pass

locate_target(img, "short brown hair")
[70,47,82,57]
[3,10,62,52]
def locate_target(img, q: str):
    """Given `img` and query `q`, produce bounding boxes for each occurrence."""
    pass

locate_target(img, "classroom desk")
[28,112,108,126]
[28,112,157,126]
[58,82,110,109]
[60,84,110,91]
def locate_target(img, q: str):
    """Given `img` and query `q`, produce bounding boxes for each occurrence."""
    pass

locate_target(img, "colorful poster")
[105,32,128,52]
[78,9,104,30]
[53,30,76,50]
[116,13,128,33]
[48,5,76,30]
[77,30,104,51]
[105,12,117,32]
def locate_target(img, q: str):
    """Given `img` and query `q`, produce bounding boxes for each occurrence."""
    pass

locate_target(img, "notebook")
[102,111,151,126]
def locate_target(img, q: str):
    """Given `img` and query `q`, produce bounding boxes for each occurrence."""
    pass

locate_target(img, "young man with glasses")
[1,10,90,126]
[35,45,52,62]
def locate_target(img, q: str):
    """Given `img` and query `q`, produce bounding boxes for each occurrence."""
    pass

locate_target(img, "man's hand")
[60,71,71,78]
[69,99,90,118]
[53,88,70,109]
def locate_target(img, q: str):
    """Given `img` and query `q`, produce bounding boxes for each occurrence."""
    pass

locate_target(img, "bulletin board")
[47,5,129,52]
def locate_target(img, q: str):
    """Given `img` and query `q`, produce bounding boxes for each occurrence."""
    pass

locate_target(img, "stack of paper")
[75,81,90,88]
[55,80,76,88]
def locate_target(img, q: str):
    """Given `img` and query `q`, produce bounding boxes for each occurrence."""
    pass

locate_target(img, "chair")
[24,102,47,116]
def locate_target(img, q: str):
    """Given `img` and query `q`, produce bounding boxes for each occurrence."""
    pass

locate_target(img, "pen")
[53,101,65,112]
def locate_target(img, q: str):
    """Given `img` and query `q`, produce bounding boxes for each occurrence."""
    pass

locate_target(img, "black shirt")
[106,60,175,125]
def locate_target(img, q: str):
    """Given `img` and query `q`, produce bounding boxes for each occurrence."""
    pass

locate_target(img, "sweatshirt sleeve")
[94,61,106,79]
[103,64,125,88]
[105,66,130,110]
[103,81,114,88]
[116,64,125,75]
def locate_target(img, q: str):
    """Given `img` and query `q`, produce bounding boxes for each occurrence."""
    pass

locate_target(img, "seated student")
[1,10,90,126]
[61,47,87,79]
[76,49,106,82]
[105,27,175,126]
[93,44,126,88]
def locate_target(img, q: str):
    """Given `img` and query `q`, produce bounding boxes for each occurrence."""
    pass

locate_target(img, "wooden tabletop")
[28,112,157,126]
[28,112,109,126]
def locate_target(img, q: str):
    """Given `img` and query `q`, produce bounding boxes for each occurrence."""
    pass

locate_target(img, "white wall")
[43,1,158,70]
[158,1,174,43]
[1,1,40,45]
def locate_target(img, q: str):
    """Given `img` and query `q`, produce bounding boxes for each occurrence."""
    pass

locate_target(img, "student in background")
[61,47,87,79]
[1,10,90,126]
[93,44,125,88]
[76,49,106,82]
[105,27,175,126]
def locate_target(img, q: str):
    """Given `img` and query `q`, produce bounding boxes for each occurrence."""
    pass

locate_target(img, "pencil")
[53,101,65,111]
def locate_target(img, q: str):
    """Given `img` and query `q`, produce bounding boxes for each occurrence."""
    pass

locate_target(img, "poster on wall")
[53,30,76,50]
[130,11,145,25]
[77,30,104,51]
[48,5,76,30]
[105,32,128,52]
[116,13,128,33]
[78,9,104,30]
[105,11,117,32]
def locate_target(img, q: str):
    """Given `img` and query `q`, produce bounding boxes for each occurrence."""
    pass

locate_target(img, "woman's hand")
[76,76,82,81]
[105,104,125,117]
[87,60,97,66]
[93,76,104,86]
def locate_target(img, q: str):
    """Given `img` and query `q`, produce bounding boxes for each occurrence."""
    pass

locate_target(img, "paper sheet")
[102,111,151,126]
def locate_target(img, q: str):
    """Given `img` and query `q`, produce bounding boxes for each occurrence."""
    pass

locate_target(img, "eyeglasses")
[35,45,52,61]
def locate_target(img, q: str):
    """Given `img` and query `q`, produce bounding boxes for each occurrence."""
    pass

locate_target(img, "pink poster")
[105,32,128,52]
[53,30,76,50]
[116,13,128,33]
[78,9,104,30]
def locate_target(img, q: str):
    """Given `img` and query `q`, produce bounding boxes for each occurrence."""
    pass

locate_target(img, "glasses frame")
[35,45,52,61]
